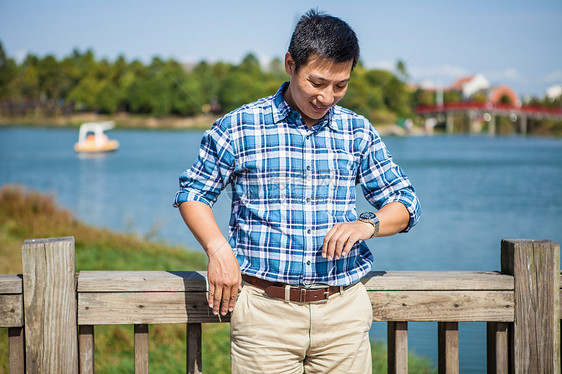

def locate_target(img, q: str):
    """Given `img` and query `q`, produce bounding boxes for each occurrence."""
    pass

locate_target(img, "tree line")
[2,40,558,127]
[0,41,417,122]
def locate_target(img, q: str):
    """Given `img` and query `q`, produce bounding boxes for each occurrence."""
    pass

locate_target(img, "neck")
[283,83,315,129]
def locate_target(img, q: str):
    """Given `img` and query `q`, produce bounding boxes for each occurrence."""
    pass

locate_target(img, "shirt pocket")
[319,151,358,203]
[235,154,299,205]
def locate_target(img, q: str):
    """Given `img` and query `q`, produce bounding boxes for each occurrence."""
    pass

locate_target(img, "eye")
[336,83,348,90]
[310,81,321,88]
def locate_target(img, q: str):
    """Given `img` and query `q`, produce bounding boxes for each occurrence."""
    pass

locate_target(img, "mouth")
[310,102,329,114]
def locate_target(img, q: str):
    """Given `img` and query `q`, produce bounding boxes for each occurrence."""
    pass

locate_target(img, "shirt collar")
[272,82,339,132]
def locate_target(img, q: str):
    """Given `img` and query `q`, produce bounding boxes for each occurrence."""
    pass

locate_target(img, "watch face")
[360,212,376,220]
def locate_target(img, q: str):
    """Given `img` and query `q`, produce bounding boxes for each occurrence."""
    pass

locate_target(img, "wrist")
[206,239,230,259]
[358,212,380,239]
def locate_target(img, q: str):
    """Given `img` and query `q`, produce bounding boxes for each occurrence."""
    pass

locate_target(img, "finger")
[220,287,231,316]
[208,283,215,308]
[326,226,343,261]
[334,232,350,260]
[341,233,358,257]
[228,285,238,312]
[212,285,223,315]
[322,227,336,258]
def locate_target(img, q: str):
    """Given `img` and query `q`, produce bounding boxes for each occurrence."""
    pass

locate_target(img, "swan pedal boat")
[74,121,119,153]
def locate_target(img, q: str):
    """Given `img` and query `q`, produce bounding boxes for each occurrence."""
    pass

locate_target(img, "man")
[174,9,420,373]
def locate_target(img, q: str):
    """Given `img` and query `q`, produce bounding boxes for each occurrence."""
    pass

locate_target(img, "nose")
[317,87,335,106]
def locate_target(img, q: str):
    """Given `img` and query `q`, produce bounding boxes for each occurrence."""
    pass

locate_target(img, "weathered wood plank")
[22,237,79,374]
[388,321,408,374]
[0,274,22,294]
[487,322,509,374]
[78,271,207,292]
[501,239,561,373]
[438,322,459,374]
[0,295,23,327]
[364,271,514,290]
[77,270,515,293]
[187,323,202,374]
[8,327,25,374]
[368,290,514,322]
[79,325,95,374]
[134,324,149,374]
[78,292,227,324]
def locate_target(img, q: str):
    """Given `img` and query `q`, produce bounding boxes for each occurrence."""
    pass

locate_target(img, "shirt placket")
[302,128,315,284]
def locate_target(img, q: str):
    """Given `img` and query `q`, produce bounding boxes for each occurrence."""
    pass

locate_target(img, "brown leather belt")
[242,275,354,303]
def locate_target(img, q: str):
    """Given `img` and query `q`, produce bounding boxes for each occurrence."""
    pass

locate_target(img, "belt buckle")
[301,283,330,303]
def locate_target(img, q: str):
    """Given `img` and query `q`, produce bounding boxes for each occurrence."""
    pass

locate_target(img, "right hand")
[206,241,242,316]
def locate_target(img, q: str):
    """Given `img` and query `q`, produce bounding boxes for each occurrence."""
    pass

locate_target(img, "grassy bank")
[0,112,221,131]
[0,185,435,373]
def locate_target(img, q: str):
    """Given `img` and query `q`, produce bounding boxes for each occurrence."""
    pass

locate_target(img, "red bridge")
[416,102,562,135]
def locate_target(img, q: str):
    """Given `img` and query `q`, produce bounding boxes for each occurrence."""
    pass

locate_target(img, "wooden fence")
[1,237,560,373]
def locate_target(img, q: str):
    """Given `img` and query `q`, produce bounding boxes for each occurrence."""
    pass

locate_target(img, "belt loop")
[339,286,343,295]
[284,285,291,303]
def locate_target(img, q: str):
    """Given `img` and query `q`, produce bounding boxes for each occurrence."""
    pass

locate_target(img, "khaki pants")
[230,281,373,374]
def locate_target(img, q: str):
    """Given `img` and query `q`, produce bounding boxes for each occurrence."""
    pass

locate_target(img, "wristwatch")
[358,212,380,239]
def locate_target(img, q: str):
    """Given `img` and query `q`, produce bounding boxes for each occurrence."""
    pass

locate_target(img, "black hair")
[288,9,360,71]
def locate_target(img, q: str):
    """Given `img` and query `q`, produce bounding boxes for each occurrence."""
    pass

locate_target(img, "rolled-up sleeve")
[357,127,420,232]
[173,117,235,208]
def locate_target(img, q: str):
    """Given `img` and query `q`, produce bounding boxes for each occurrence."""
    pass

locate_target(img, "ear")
[284,52,295,76]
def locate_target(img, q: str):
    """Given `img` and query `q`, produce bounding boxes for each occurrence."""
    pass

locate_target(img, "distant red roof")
[489,85,518,106]
[450,75,475,90]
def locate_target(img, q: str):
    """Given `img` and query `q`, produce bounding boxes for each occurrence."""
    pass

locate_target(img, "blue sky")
[1,0,560,97]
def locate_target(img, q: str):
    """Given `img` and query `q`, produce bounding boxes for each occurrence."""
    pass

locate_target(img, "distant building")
[451,74,490,99]
[412,73,522,108]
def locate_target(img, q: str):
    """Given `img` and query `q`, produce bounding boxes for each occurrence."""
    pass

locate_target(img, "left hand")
[322,220,374,261]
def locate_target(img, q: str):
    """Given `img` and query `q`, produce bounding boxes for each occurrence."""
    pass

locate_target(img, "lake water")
[1,126,562,371]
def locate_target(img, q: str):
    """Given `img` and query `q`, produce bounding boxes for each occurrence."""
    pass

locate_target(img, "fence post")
[187,323,202,374]
[21,237,79,373]
[501,239,560,373]
[8,327,25,374]
[134,324,149,374]
[388,321,408,374]
[78,325,95,374]
[486,322,508,374]
[438,321,459,374]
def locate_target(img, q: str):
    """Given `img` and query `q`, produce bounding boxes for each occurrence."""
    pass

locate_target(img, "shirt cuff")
[173,190,215,208]
[381,191,421,233]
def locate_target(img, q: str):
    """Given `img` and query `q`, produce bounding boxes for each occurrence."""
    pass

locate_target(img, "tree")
[239,53,261,74]
[0,41,17,100]
[268,57,285,80]
[37,55,63,100]
[395,59,409,81]
[96,82,120,114]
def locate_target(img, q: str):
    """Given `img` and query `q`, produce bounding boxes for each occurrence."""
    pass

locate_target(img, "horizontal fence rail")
[1,237,560,373]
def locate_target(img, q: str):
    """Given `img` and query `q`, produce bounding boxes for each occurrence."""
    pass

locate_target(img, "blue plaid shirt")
[174,82,420,286]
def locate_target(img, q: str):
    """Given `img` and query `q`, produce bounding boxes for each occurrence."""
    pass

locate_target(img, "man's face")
[284,53,353,126]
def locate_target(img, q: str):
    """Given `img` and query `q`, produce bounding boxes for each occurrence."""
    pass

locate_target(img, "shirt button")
[306,197,311,203]
[306,260,311,265]
[307,229,311,234]
[306,165,311,171]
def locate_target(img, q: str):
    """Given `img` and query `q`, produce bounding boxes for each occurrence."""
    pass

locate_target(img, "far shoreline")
[5,111,558,137]
[0,112,429,137]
